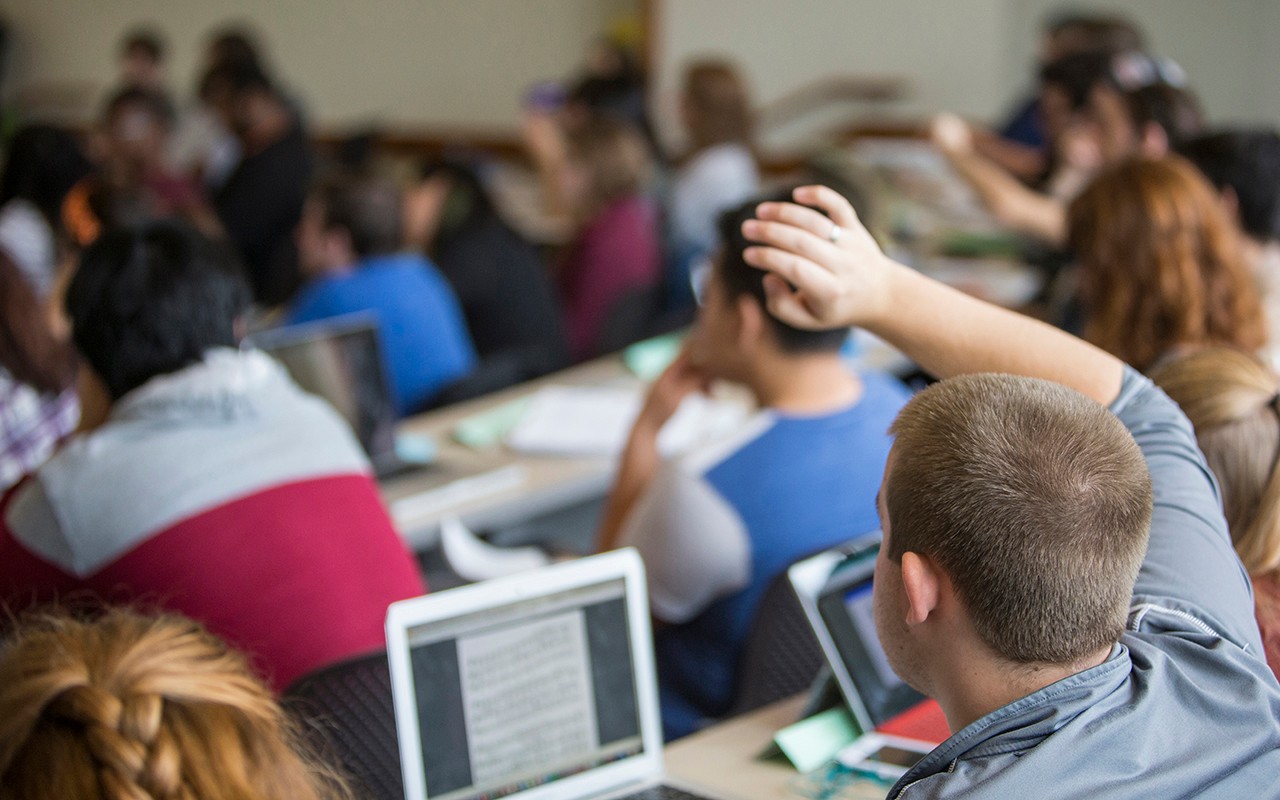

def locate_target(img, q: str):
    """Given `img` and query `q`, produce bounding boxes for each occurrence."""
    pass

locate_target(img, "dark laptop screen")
[250,315,398,469]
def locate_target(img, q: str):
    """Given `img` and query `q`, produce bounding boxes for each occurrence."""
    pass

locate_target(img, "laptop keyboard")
[623,786,713,800]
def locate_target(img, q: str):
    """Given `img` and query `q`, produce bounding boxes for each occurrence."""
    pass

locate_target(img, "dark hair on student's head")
[207,25,263,72]
[418,159,499,244]
[310,174,403,259]
[65,221,250,400]
[0,251,76,394]
[201,58,275,101]
[103,85,176,130]
[1039,50,1114,110]
[1043,13,1144,55]
[1126,83,1204,150]
[714,192,848,354]
[120,28,165,64]
[0,124,92,229]
[1180,129,1280,241]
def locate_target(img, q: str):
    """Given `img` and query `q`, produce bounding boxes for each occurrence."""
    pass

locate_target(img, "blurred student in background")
[206,59,314,306]
[114,28,172,105]
[0,125,91,295]
[0,252,78,493]
[1151,348,1280,680]
[934,51,1203,246]
[988,12,1144,179]
[526,111,662,360]
[0,609,354,800]
[167,25,271,190]
[667,60,759,309]
[1068,156,1265,373]
[405,160,567,379]
[1180,130,1280,369]
[290,174,477,415]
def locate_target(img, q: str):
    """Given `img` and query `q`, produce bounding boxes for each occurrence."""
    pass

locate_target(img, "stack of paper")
[504,385,749,458]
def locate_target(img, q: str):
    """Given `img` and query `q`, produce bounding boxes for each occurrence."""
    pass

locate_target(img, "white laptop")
[386,549,720,800]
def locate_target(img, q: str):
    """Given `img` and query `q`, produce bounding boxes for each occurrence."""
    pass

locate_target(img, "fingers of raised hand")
[752,201,838,242]
[761,274,825,330]
[742,218,838,266]
[790,185,861,229]
[742,245,842,298]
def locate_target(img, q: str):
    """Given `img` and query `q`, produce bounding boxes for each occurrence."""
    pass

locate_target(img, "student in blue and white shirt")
[598,193,912,740]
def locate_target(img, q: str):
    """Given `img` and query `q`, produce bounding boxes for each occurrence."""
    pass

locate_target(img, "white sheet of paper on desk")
[504,385,748,458]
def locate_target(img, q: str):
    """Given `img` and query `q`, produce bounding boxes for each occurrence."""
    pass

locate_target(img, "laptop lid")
[789,532,925,733]
[386,549,664,800]
[248,313,399,471]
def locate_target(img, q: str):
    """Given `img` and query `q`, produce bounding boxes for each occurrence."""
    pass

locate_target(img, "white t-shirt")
[0,200,55,296]
[669,143,760,259]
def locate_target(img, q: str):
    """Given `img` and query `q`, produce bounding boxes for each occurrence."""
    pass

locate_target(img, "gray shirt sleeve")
[1111,368,1262,649]
[618,461,752,624]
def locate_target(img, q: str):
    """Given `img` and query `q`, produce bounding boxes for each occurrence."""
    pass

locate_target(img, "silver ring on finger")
[828,223,843,244]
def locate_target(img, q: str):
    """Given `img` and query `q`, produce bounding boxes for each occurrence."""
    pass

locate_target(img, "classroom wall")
[657,0,1279,149]
[3,0,1276,142]
[0,0,624,130]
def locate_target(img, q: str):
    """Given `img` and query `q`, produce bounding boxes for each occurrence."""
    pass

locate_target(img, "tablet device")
[788,533,926,733]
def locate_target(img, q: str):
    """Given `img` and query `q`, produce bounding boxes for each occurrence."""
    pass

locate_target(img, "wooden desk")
[380,331,915,554]
[380,355,637,552]
[666,696,889,800]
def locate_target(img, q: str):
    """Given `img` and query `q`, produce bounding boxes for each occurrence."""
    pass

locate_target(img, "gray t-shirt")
[889,369,1280,799]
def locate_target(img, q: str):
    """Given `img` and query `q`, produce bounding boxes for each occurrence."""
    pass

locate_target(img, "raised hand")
[742,185,899,331]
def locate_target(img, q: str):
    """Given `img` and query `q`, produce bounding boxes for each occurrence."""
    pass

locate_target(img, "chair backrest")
[592,283,664,358]
[729,568,825,716]
[284,649,404,800]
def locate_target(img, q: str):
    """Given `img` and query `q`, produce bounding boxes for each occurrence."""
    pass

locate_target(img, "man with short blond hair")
[742,185,1280,798]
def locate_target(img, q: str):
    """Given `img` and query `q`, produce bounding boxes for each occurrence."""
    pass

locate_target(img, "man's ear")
[1139,122,1170,158]
[900,551,942,626]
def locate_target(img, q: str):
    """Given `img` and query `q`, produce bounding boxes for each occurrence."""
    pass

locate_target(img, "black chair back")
[729,569,825,716]
[284,650,404,800]
[592,283,665,358]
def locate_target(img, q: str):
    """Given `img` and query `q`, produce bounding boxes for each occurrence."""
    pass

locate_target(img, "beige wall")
[3,0,1276,141]
[658,0,1279,148]
[0,0,622,130]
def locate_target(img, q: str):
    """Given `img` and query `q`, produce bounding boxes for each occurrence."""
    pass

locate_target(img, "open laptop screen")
[249,314,398,470]
[406,578,643,800]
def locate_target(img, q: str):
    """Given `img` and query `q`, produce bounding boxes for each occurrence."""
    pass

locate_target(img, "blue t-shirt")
[620,369,913,739]
[287,252,477,415]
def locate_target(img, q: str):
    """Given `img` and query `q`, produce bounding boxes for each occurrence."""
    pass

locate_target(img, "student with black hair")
[405,160,567,378]
[207,60,313,306]
[0,220,425,691]
[933,50,1203,246]
[118,27,167,94]
[61,87,215,251]
[1180,129,1280,367]
[290,174,477,415]
[0,125,91,294]
[597,193,912,740]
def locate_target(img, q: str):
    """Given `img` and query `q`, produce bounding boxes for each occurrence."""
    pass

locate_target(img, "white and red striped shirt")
[0,348,426,690]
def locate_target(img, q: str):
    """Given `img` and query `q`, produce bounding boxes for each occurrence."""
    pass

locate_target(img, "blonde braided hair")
[0,609,352,800]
